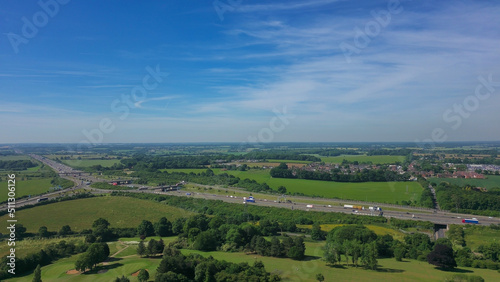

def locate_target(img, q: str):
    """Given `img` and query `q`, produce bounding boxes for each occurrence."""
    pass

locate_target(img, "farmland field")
[0,178,53,203]
[210,169,423,204]
[319,155,406,164]
[429,175,500,189]
[0,196,195,233]
[9,241,500,282]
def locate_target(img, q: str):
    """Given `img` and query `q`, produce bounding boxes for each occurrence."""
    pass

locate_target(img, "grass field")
[9,241,500,282]
[464,226,500,251]
[297,224,407,241]
[209,169,423,204]
[319,155,405,164]
[0,178,53,203]
[0,196,195,233]
[0,155,31,161]
[266,159,312,164]
[61,159,121,168]
[0,237,85,258]
[429,175,500,189]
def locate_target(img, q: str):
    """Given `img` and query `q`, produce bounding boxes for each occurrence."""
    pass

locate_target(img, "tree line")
[270,163,410,182]
[0,160,37,170]
[435,181,500,216]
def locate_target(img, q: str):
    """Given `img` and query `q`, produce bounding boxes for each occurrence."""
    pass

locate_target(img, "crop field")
[211,169,423,204]
[0,196,195,233]
[319,155,405,164]
[0,178,53,203]
[10,241,500,282]
[429,175,500,189]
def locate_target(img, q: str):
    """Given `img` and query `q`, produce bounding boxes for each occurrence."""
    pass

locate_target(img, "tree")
[361,241,378,270]
[137,241,146,257]
[138,269,149,282]
[58,225,72,236]
[277,186,287,194]
[447,225,465,246]
[38,226,50,238]
[137,220,155,237]
[311,222,324,241]
[93,218,110,229]
[270,237,283,257]
[114,276,130,282]
[394,244,406,261]
[316,273,325,282]
[154,217,172,237]
[33,264,42,282]
[92,218,113,241]
[427,244,457,269]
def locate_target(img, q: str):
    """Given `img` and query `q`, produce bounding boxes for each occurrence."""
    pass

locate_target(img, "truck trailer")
[462,218,479,224]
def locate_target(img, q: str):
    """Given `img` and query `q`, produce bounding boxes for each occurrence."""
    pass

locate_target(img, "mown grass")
[0,178,54,202]
[0,196,195,233]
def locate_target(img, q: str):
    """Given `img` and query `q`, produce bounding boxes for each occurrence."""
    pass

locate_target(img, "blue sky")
[1,0,500,143]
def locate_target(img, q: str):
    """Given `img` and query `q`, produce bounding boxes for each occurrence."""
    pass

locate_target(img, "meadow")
[0,196,195,233]
[430,175,500,189]
[463,226,500,251]
[0,178,53,203]
[10,241,500,282]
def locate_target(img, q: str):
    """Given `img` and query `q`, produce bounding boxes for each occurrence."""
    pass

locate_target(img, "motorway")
[3,154,499,227]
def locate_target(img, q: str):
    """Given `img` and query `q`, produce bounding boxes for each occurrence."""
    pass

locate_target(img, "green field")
[464,226,500,251]
[319,155,405,164]
[0,237,85,258]
[159,168,208,174]
[9,241,500,282]
[0,155,31,161]
[61,159,121,168]
[0,196,195,233]
[0,178,54,203]
[209,169,423,204]
[266,159,312,164]
[430,175,500,189]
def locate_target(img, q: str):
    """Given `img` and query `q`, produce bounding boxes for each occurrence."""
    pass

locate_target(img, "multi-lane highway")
[4,154,498,227]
